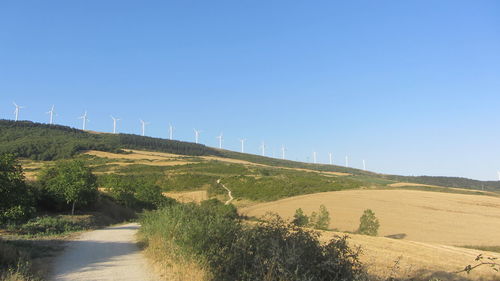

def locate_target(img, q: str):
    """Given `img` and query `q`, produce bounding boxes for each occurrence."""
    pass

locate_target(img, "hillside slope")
[2,119,500,192]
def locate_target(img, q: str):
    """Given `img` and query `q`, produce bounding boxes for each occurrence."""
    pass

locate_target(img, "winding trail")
[217,179,234,205]
[50,223,158,281]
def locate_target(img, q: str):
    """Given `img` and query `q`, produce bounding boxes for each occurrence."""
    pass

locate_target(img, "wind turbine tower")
[47,105,55,124]
[329,153,333,165]
[363,159,366,171]
[345,156,349,168]
[239,139,246,153]
[78,111,89,130]
[111,116,121,134]
[194,129,202,144]
[140,119,150,136]
[313,151,317,164]
[169,124,174,140]
[216,133,224,149]
[260,142,266,156]
[281,145,286,160]
[13,102,25,121]
[497,171,500,181]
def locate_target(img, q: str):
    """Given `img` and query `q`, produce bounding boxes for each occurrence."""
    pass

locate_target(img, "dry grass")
[241,189,500,246]
[84,150,193,167]
[163,191,208,203]
[140,235,208,281]
[319,231,500,280]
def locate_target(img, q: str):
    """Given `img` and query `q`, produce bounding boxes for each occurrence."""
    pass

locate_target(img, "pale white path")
[217,179,234,205]
[51,223,158,281]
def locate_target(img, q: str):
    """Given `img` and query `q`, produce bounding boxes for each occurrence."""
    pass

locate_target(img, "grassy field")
[240,189,500,246]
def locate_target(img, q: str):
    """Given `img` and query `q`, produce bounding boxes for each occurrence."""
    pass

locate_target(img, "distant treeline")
[0,120,222,160]
[384,175,500,191]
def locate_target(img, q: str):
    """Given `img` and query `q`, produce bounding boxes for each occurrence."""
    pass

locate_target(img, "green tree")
[0,154,35,223]
[292,208,309,227]
[308,205,331,230]
[39,159,97,215]
[358,209,380,236]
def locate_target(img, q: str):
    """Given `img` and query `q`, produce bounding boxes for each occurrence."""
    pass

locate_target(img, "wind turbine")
[13,102,25,121]
[260,142,266,156]
[363,159,366,171]
[329,153,333,165]
[216,133,224,149]
[140,119,150,136]
[281,145,286,160]
[169,124,174,140]
[46,105,55,124]
[239,139,246,153]
[193,129,202,144]
[78,111,89,130]
[497,171,500,181]
[345,155,349,168]
[110,116,121,134]
[313,151,317,164]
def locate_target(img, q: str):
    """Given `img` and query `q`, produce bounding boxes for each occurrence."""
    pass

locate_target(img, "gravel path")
[50,223,158,281]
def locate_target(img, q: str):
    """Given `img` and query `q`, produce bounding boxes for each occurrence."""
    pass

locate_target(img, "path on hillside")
[217,179,234,205]
[50,223,158,281]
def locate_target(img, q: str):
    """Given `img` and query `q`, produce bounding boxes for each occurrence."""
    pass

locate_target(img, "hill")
[1,119,500,192]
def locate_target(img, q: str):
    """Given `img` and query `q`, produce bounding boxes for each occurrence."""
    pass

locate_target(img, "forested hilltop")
[1,119,499,191]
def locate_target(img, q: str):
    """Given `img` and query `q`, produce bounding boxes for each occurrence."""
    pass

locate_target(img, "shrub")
[38,159,98,215]
[358,209,380,236]
[0,154,35,224]
[140,201,367,281]
[308,205,330,230]
[292,208,309,227]
[17,216,84,236]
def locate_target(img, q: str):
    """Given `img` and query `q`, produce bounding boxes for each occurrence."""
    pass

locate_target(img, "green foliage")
[16,216,84,236]
[358,209,380,236]
[0,120,221,161]
[292,208,309,227]
[140,201,366,281]
[0,154,35,224]
[307,205,331,230]
[38,159,98,215]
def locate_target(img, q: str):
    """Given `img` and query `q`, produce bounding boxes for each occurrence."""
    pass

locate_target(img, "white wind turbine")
[345,155,349,167]
[78,111,89,130]
[281,145,286,160]
[193,129,202,144]
[13,102,25,121]
[260,142,266,156]
[46,105,55,124]
[169,124,174,140]
[239,139,246,153]
[497,171,500,181]
[313,151,317,164]
[329,152,333,165]
[216,133,224,149]
[140,119,150,136]
[363,159,366,171]
[111,116,121,134]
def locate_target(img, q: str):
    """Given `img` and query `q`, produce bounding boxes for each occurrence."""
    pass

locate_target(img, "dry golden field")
[163,190,208,203]
[241,189,500,246]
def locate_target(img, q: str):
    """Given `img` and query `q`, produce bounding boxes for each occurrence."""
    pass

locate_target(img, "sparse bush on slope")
[357,209,380,236]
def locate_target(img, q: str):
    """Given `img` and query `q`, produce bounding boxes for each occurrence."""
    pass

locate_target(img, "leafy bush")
[17,216,84,236]
[357,209,380,236]
[37,159,98,215]
[140,200,367,281]
[308,205,331,230]
[0,154,35,224]
[292,208,309,227]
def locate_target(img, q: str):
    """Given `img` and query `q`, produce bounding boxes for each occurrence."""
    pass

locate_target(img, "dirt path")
[50,223,158,281]
[217,179,234,205]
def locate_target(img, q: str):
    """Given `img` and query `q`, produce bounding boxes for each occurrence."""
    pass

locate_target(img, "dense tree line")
[385,175,500,191]
[0,120,222,160]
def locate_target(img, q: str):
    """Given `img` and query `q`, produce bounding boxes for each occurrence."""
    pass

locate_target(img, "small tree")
[0,154,35,223]
[358,209,380,236]
[39,159,97,215]
[292,208,309,227]
[308,205,331,230]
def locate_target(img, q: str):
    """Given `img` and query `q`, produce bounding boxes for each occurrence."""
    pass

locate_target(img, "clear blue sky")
[1,1,499,180]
